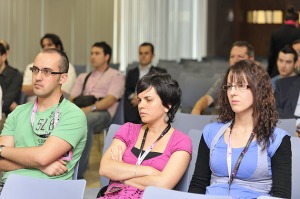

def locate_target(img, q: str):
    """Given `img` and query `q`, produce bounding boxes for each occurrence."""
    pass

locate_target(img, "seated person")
[99,73,192,198]
[189,60,291,198]
[191,41,255,115]
[22,33,77,102]
[70,41,124,179]
[0,86,2,129]
[271,45,297,91]
[0,43,23,117]
[124,42,166,123]
[274,73,300,119]
[292,39,300,74]
[0,49,87,187]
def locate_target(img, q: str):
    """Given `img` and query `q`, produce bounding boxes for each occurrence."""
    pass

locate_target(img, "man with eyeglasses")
[0,49,87,188]
[22,33,77,102]
[191,41,255,115]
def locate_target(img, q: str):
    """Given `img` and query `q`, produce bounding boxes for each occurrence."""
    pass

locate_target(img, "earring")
[164,115,169,123]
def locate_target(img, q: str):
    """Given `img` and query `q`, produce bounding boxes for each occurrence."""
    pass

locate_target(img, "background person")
[70,41,124,179]
[274,73,300,119]
[292,39,300,74]
[267,6,300,77]
[271,45,298,90]
[0,43,22,117]
[124,42,167,123]
[191,41,254,115]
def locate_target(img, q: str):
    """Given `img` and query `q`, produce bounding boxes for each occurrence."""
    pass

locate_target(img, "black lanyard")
[227,121,255,193]
[136,124,171,165]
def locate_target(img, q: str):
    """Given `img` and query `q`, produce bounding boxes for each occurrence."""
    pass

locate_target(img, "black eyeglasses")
[222,84,250,92]
[30,66,66,77]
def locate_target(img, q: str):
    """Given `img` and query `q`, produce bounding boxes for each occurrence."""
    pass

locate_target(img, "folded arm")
[99,139,160,181]
[1,136,72,167]
[124,150,191,190]
[0,135,24,171]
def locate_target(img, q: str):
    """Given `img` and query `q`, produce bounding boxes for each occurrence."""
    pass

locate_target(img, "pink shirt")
[115,123,192,171]
[71,67,124,117]
[98,123,192,199]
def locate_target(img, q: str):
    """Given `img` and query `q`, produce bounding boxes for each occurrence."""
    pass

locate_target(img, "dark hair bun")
[287,6,296,14]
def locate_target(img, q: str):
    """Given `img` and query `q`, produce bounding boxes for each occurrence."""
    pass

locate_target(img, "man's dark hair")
[285,6,299,21]
[40,33,64,52]
[232,41,255,58]
[42,48,69,73]
[92,42,112,64]
[139,42,155,54]
[279,45,298,63]
[292,39,300,46]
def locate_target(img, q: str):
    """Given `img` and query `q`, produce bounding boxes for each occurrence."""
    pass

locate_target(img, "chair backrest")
[172,112,217,134]
[126,63,138,73]
[100,124,122,188]
[110,63,120,70]
[18,91,27,105]
[74,65,87,75]
[188,129,203,187]
[1,174,86,199]
[277,118,297,137]
[174,129,202,192]
[158,62,183,72]
[72,161,79,180]
[142,186,232,199]
[291,137,300,199]
[165,66,183,80]
[111,96,125,125]
[178,74,216,113]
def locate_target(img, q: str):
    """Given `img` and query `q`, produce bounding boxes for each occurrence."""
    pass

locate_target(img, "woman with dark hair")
[189,60,291,198]
[98,73,192,198]
[40,33,64,51]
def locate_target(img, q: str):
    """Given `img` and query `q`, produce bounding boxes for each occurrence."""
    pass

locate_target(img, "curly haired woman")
[189,60,291,199]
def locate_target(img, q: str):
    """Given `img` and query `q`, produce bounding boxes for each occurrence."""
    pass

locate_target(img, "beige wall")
[0,0,114,72]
